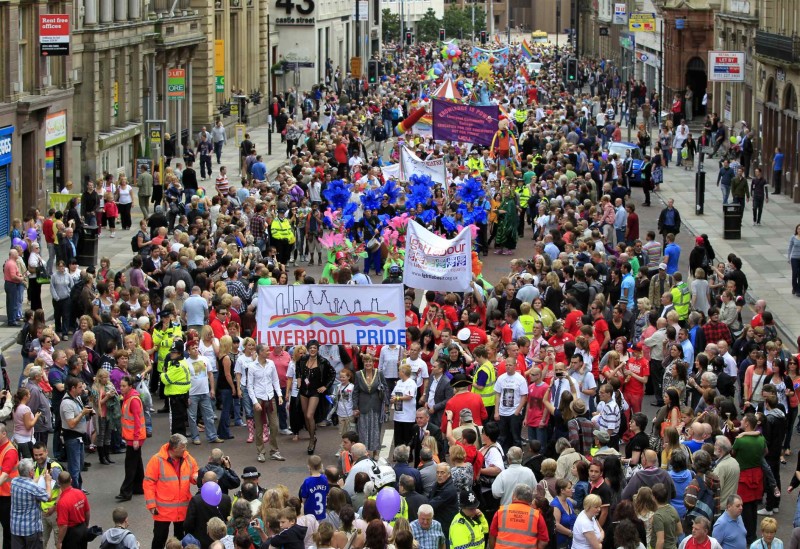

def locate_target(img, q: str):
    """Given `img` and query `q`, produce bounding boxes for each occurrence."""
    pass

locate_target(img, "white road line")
[380,426,394,461]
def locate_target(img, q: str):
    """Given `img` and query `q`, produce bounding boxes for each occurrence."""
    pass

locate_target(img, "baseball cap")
[460,409,474,422]
[658,263,667,270]
[695,236,704,245]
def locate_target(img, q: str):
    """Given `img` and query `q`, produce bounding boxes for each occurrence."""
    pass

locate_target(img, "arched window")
[784,83,798,112]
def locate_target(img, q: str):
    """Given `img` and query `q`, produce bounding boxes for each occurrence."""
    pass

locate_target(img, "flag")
[521,40,533,60]
[520,64,530,82]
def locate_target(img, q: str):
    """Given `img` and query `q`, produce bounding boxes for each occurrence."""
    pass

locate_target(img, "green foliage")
[382,9,401,42]
[416,8,441,42]
[442,5,486,40]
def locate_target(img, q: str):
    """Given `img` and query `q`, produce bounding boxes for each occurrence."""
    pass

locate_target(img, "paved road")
[2,118,799,543]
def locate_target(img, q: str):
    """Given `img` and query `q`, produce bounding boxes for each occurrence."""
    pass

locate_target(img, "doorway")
[21,132,37,214]
[685,57,707,117]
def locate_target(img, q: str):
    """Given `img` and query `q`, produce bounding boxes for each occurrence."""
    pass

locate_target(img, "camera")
[555,372,564,378]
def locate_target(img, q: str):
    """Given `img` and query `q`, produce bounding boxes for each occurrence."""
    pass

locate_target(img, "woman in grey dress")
[352,354,389,459]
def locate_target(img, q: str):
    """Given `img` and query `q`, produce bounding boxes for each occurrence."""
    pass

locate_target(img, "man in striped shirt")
[592,384,621,449]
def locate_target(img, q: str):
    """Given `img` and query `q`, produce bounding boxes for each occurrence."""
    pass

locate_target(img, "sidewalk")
[0,122,291,351]
[656,156,799,348]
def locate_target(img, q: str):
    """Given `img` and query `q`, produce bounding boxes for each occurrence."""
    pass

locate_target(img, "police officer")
[270,205,294,265]
[449,489,488,549]
[33,443,62,549]
[161,340,191,435]
[383,264,403,284]
[670,272,691,325]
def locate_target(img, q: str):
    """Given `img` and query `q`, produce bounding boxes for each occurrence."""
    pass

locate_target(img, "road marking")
[380,426,394,461]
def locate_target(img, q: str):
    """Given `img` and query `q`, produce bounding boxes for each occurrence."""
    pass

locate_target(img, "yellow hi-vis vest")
[471,360,497,407]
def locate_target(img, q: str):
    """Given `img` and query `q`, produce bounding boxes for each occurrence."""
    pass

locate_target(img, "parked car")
[608,141,645,185]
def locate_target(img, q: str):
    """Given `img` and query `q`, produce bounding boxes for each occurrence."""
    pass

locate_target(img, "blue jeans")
[365,250,382,276]
[793,493,800,528]
[233,396,243,425]
[527,426,548,449]
[217,388,233,439]
[64,437,84,489]
[5,281,20,325]
[615,228,626,246]
[189,393,219,441]
[277,386,288,430]
[241,388,254,419]
[720,184,730,204]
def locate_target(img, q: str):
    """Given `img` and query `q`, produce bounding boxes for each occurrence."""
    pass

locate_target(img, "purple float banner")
[432,99,499,146]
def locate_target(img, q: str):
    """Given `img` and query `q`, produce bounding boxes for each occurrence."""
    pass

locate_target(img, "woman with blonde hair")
[216,335,236,441]
[285,345,308,441]
[572,494,604,549]
[633,298,651,343]
[633,487,658,547]
[91,368,120,465]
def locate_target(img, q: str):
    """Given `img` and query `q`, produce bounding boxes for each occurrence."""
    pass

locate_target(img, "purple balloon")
[11,238,26,251]
[601,152,608,161]
[26,228,37,241]
[375,487,401,520]
[200,481,222,506]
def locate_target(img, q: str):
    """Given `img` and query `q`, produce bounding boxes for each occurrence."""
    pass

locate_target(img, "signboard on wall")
[274,0,315,25]
[628,12,656,32]
[613,3,627,25]
[167,69,186,101]
[708,51,745,82]
[40,14,70,55]
[45,111,67,148]
[215,40,225,92]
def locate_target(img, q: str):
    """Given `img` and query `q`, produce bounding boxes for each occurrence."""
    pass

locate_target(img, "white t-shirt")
[286,361,299,397]
[482,443,506,471]
[406,357,429,389]
[337,382,354,418]
[199,339,219,373]
[393,378,417,422]
[572,511,602,549]
[188,355,212,396]
[234,353,254,387]
[570,369,597,404]
[494,372,528,417]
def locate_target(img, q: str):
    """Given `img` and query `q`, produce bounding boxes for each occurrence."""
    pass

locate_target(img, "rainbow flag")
[521,40,533,60]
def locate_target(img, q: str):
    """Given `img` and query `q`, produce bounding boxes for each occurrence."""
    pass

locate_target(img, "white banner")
[256,285,406,347]
[381,162,401,180]
[400,147,447,185]
[403,222,472,292]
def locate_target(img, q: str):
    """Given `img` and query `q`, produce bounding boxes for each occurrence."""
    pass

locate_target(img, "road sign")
[350,57,362,77]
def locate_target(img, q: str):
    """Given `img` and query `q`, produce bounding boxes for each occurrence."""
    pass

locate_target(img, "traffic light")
[367,60,379,84]
[406,31,412,46]
[567,58,578,81]
[439,28,445,42]
[480,30,487,45]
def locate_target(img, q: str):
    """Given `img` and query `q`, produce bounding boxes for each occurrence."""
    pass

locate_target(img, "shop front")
[45,110,67,193]
[0,126,14,235]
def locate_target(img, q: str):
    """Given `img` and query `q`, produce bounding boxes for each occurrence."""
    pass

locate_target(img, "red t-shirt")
[269,350,291,386]
[526,382,549,427]
[405,310,419,329]
[445,392,488,427]
[548,333,575,364]
[43,218,55,244]
[467,326,488,351]
[593,319,610,351]
[500,323,513,345]
[564,310,583,337]
[56,486,89,527]
[623,357,650,396]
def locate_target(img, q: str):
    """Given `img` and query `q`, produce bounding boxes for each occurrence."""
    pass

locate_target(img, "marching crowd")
[2,32,800,549]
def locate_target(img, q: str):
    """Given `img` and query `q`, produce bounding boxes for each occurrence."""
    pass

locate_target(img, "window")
[118,145,124,168]
[18,7,27,92]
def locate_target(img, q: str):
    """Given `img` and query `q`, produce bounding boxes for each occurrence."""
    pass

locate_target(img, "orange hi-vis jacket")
[121,389,146,444]
[0,440,19,496]
[143,442,199,522]
[494,502,541,549]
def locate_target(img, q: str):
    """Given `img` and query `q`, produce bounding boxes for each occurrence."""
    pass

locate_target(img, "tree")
[382,9,400,43]
[443,5,486,40]
[416,8,442,42]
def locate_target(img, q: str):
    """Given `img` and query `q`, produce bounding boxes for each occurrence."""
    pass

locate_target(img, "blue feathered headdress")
[417,209,438,226]
[322,179,353,211]
[458,203,487,226]
[380,180,402,205]
[360,187,383,212]
[457,177,486,205]
[441,215,458,234]
[405,174,435,211]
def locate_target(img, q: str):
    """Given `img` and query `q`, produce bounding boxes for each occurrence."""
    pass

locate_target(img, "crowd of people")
[2,32,800,549]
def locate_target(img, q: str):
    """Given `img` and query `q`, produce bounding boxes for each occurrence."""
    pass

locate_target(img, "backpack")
[684,474,716,521]
[100,531,133,549]
[131,232,141,253]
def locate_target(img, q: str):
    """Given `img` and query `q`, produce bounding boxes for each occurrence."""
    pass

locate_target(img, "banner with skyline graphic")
[256,285,406,347]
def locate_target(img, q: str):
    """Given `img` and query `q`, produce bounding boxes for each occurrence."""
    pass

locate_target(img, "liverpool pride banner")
[404,222,472,292]
[432,99,499,146]
[256,285,405,347]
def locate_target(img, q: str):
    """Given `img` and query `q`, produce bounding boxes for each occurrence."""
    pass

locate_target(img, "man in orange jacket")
[143,433,199,549]
[488,484,548,549]
[117,375,146,502]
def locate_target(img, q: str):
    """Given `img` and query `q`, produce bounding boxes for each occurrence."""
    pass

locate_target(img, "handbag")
[35,264,50,285]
